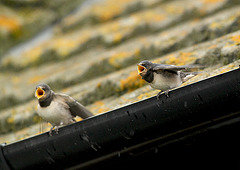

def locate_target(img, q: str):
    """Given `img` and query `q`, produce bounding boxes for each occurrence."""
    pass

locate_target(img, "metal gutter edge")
[0,143,11,170]
[1,68,240,169]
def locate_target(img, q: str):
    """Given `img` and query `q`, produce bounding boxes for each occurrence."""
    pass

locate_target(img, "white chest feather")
[37,101,74,126]
[150,72,182,91]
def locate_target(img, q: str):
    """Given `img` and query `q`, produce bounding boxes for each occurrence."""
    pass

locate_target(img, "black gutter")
[1,68,240,169]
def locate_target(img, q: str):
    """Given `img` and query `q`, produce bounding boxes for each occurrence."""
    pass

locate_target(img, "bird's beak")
[137,64,146,75]
[35,87,45,99]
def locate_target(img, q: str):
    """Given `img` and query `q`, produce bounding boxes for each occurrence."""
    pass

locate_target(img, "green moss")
[0,62,22,72]
[68,36,102,58]
[0,96,20,111]
[33,49,59,66]
[80,81,119,106]
[79,61,118,82]
[0,112,40,134]
[195,46,240,66]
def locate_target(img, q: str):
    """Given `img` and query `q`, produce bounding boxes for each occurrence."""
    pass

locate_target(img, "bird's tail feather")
[180,71,199,83]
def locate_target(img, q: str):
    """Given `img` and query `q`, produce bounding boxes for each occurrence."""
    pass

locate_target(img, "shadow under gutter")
[1,68,240,169]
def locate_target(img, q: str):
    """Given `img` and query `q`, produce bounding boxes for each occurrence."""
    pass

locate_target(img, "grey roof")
[1,0,240,143]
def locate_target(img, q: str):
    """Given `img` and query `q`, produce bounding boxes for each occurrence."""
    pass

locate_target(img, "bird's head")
[35,83,52,101]
[137,60,153,77]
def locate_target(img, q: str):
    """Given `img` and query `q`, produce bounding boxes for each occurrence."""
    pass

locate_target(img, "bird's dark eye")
[42,88,46,91]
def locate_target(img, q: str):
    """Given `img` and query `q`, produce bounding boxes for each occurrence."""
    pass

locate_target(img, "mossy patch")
[195,45,240,66]
[80,80,118,106]
[0,111,39,134]
[108,51,133,69]
[0,96,21,111]
[79,61,117,83]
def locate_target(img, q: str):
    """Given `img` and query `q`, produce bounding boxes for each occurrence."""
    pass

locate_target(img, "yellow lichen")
[75,117,83,121]
[219,68,232,74]
[97,107,110,113]
[96,82,102,88]
[113,32,123,43]
[92,0,132,21]
[208,44,217,49]
[49,30,91,57]
[102,22,120,33]
[28,74,48,84]
[231,35,240,44]
[210,15,236,30]
[164,4,184,15]
[99,10,118,21]
[94,101,105,106]
[22,46,43,66]
[108,51,132,68]
[90,100,110,114]
[12,76,20,84]
[142,10,166,23]
[120,71,146,92]
[153,54,173,64]
[209,22,221,29]
[62,87,70,93]
[51,38,75,57]
[7,116,14,124]
[201,0,224,4]
[137,90,158,100]
[165,52,197,65]
[0,15,21,33]
[134,49,140,56]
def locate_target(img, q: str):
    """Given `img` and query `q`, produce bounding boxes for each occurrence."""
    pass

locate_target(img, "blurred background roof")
[1,0,240,143]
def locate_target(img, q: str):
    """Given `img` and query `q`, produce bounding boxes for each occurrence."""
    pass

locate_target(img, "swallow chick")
[137,60,199,98]
[35,83,93,136]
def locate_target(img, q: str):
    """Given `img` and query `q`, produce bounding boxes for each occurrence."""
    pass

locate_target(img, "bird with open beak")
[137,60,199,97]
[35,83,93,136]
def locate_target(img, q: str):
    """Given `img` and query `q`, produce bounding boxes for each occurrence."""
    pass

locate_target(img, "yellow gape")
[35,87,45,99]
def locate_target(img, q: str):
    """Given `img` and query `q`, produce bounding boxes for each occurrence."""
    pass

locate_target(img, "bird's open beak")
[35,87,45,99]
[137,64,146,74]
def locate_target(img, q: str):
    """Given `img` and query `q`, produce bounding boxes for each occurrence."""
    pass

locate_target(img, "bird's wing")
[152,64,187,71]
[55,93,93,119]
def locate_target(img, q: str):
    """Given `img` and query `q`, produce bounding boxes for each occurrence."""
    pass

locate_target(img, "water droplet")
[91,144,98,151]
[184,101,188,108]
[129,129,135,136]
[154,148,158,153]
[142,112,147,119]
[133,113,138,119]
[126,111,130,116]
